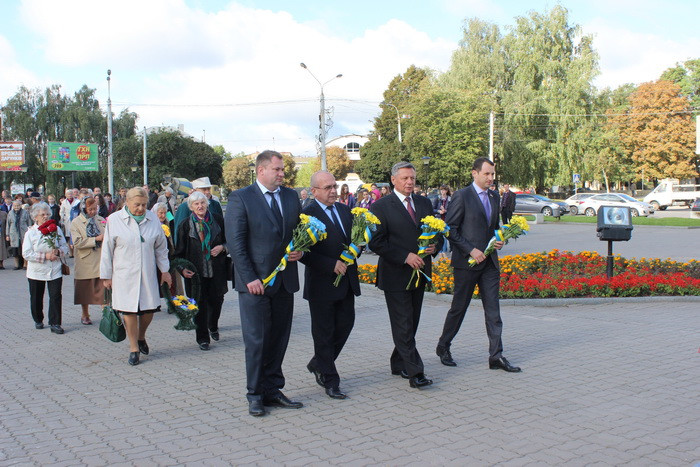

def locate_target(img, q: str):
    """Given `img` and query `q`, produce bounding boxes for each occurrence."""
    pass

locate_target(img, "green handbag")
[99,289,126,342]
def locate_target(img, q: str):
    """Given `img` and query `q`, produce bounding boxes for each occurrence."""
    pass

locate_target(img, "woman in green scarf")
[174,191,228,351]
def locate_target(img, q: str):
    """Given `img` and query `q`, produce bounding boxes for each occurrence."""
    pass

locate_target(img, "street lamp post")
[19,163,28,194]
[130,164,139,187]
[380,102,402,143]
[300,63,342,171]
[422,156,430,188]
[106,69,115,195]
[248,162,255,185]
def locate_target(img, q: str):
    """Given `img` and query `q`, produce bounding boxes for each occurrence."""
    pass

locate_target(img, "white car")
[577,193,654,217]
[563,193,594,215]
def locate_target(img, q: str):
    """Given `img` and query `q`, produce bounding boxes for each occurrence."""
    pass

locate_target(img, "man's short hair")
[391,161,415,176]
[256,150,283,169]
[472,157,494,172]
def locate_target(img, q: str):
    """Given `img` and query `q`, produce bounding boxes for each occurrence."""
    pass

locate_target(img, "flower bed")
[358,250,700,298]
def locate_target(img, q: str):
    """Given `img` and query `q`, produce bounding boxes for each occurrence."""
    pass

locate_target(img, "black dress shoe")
[128,351,140,366]
[409,373,433,388]
[34,322,44,329]
[436,347,457,367]
[391,369,410,379]
[325,387,347,400]
[307,363,325,387]
[210,331,220,341]
[50,325,64,334]
[263,392,303,409]
[248,400,266,417]
[138,340,149,355]
[198,342,210,351]
[489,357,521,373]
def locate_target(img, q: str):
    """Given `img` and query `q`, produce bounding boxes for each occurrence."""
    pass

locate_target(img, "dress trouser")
[437,262,503,360]
[238,288,294,402]
[308,289,355,389]
[28,277,63,326]
[188,277,224,344]
[384,287,425,378]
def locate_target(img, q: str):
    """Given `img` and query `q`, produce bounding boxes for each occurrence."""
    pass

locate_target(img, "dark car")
[515,194,569,217]
[692,198,700,211]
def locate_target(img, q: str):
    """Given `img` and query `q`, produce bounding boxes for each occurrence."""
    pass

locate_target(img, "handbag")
[99,289,126,342]
[61,261,70,276]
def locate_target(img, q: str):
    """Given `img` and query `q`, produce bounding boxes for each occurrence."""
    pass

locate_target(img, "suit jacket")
[369,193,442,292]
[501,190,516,211]
[446,184,501,271]
[70,214,106,280]
[300,201,360,301]
[300,197,313,209]
[226,184,300,295]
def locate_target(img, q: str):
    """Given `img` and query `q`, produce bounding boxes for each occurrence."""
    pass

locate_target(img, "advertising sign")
[47,142,99,171]
[0,141,25,171]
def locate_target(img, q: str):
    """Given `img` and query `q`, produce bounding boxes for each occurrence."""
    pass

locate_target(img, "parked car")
[691,198,700,211]
[577,193,654,217]
[563,193,594,215]
[514,194,569,217]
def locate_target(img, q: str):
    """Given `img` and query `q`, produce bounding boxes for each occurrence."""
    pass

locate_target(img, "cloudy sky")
[1,0,698,157]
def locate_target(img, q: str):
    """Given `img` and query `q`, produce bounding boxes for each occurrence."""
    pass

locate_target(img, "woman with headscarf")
[23,202,69,333]
[100,187,171,366]
[6,199,32,270]
[174,191,228,351]
[71,197,106,325]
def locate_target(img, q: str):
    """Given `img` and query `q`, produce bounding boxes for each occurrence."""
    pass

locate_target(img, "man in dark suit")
[369,161,441,389]
[225,150,304,417]
[301,171,359,400]
[436,157,521,373]
[299,189,313,209]
[500,183,516,225]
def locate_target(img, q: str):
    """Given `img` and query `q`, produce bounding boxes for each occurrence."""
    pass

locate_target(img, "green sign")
[47,142,99,172]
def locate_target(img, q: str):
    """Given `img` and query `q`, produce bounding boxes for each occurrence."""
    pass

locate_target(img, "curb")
[359,283,700,307]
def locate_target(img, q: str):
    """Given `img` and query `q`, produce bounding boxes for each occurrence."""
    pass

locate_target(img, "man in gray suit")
[436,157,521,373]
[226,150,304,417]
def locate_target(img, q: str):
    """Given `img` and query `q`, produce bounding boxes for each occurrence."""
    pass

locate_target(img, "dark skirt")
[74,278,105,305]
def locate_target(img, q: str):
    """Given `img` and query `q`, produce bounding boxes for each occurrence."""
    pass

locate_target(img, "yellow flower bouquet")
[468,215,529,267]
[407,215,450,289]
[333,207,381,287]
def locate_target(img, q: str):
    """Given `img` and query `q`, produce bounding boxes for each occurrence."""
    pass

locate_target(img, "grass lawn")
[540,215,700,227]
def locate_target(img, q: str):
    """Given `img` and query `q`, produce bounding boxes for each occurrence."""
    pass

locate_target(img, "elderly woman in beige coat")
[100,187,171,366]
[71,197,106,325]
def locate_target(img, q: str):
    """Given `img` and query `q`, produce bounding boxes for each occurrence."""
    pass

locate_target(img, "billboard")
[0,141,25,171]
[47,142,99,171]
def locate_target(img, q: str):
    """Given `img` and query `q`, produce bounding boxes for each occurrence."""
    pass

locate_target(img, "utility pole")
[106,70,114,195]
[143,128,148,185]
[488,110,494,162]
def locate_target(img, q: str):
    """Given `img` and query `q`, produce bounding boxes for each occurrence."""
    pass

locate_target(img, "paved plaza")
[1,257,698,466]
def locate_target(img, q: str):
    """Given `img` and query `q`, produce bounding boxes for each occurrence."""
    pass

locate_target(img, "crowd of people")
[2,155,522,417]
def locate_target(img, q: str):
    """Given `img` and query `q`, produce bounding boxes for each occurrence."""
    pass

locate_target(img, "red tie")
[405,196,416,223]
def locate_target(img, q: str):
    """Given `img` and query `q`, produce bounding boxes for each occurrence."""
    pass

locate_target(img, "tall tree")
[608,80,697,182]
[308,146,352,181]
[223,154,254,190]
[356,66,429,182]
[661,59,700,109]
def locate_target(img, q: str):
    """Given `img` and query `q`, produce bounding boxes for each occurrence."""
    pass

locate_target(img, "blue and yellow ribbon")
[340,243,361,265]
[263,241,293,287]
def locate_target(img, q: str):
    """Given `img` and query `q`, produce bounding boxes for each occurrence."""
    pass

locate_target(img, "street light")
[130,164,139,187]
[300,62,342,171]
[422,156,430,188]
[380,102,402,143]
[19,163,28,194]
[248,161,255,185]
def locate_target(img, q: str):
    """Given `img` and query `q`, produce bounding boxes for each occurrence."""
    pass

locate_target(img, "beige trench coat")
[71,214,106,280]
[100,208,169,312]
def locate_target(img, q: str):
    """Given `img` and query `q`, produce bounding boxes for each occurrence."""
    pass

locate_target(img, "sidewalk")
[0,266,698,466]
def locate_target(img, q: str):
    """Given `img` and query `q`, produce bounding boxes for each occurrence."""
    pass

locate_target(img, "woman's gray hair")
[164,186,174,195]
[30,201,51,221]
[152,202,168,213]
[187,190,209,209]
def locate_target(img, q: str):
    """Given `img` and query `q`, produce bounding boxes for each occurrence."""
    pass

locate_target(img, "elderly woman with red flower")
[22,202,69,333]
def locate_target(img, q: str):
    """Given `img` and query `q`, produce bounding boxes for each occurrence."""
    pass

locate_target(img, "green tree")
[306,146,352,181]
[223,155,254,190]
[356,65,429,182]
[283,153,297,187]
[661,59,700,108]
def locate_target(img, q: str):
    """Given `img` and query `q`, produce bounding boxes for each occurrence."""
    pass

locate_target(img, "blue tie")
[480,191,491,223]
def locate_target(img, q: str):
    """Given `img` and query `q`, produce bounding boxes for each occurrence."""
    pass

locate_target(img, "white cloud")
[19,0,455,156]
[0,34,39,99]
[585,18,700,89]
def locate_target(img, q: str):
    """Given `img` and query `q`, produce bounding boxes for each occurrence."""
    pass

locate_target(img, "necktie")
[404,196,416,223]
[480,191,491,223]
[267,191,283,232]
[327,205,345,236]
